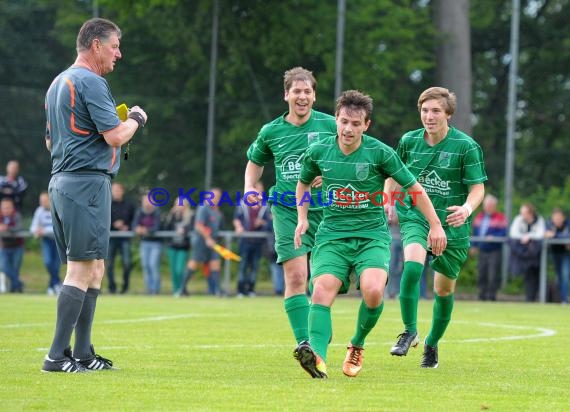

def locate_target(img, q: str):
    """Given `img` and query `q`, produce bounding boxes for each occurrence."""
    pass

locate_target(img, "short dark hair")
[76,18,121,52]
[335,90,373,122]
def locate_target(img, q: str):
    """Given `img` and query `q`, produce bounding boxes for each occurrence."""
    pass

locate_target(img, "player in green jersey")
[293,90,446,378]
[385,87,487,368]
[243,67,337,363]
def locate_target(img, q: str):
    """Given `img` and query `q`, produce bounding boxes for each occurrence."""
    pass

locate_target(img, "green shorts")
[310,237,390,294]
[272,205,322,264]
[399,220,468,280]
[49,172,111,263]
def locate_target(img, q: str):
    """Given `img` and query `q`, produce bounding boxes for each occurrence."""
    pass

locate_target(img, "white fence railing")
[2,231,568,303]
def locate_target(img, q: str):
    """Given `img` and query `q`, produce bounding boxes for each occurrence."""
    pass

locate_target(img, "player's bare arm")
[407,181,447,256]
[244,161,264,204]
[383,177,401,222]
[311,176,323,188]
[446,183,485,228]
[294,180,311,249]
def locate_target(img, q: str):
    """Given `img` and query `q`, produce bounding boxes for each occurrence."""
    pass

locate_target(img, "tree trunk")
[434,0,472,135]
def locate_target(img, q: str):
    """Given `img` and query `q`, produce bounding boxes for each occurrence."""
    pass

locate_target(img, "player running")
[293,90,446,378]
[243,67,337,366]
[386,86,487,368]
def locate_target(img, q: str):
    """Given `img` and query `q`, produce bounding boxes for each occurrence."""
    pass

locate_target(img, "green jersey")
[299,134,416,243]
[396,126,487,248]
[247,110,337,209]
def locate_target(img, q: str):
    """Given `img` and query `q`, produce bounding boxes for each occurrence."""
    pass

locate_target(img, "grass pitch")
[1,295,568,411]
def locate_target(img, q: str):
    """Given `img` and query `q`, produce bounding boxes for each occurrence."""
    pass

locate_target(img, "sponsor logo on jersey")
[280,154,302,181]
[325,183,371,209]
[417,170,450,196]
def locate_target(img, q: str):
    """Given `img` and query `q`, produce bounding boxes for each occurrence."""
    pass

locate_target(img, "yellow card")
[116,103,129,121]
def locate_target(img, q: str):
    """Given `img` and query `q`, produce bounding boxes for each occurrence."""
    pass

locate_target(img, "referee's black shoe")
[42,347,87,373]
[76,345,115,371]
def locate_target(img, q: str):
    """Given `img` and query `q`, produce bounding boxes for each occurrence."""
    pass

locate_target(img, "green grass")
[1,294,568,411]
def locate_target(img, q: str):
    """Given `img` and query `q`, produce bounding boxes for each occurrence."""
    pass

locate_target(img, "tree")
[433,0,472,135]
[97,0,436,196]
[471,0,570,203]
[5,0,566,218]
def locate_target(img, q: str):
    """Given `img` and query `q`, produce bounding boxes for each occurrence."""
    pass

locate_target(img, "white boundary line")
[446,320,556,343]
[0,313,556,352]
[0,313,232,329]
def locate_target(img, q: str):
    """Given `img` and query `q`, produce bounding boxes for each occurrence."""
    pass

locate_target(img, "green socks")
[399,261,424,333]
[426,293,454,347]
[308,304,332,360]
[284,294,310,343]
[307,301,384,360]
[351,300,384,347]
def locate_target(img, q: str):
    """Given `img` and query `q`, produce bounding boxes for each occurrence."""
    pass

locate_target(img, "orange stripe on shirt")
[64,77,89,135]
[70,113,89,135]
[65,78,75,107]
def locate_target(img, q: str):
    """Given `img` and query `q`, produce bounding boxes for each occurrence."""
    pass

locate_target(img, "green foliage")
[343,1,435,145]
[1,0,437,205]
[1,0,568,217]
[513,176,570,218]
[471,0,570,196]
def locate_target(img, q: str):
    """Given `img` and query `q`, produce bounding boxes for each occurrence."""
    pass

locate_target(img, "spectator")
[106,182,136,294]
[30,191,61,295]
[386,208,403,299]
[0,197,24,292]
[164,196,194,296]
[178,188,224,296]
[544,208,570,304]
[509,202,545,302]
[133,194,163,295]
[471,194,508,301]
[0,160,28,211]
[233,181,270,297]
